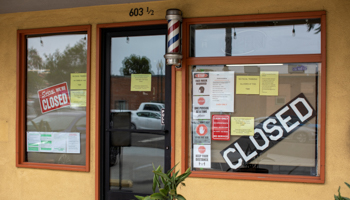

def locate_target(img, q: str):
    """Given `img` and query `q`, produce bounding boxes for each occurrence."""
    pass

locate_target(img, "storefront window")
[184,12,325,182]
[17,26,91,171]
[189,63,320,176]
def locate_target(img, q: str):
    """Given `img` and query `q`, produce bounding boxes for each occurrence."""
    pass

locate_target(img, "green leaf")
[152,174,158,193]
[134,195,145,200]
[150,193,167,200]
[154,171,171,181]
[334,195,340,200]
[159,188,168,197]
[345,182,350,189]
[167,163,179,176]
[338,186,342,199]
[176,194,186,200]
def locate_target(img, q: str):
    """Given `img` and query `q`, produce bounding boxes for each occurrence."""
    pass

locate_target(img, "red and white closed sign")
[38,82,71,113]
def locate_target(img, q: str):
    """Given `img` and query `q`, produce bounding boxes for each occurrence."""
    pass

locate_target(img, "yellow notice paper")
[260,71,279,96]
[236,76,260,94]
[70,73,87,90]
[231,117,254,136]
[130,74,152,91]
[70,90,86,107]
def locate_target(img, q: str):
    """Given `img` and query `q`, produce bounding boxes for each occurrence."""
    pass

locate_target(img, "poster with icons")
[193,72,210,96]
[193,144,211,169]
[192,120,211,144]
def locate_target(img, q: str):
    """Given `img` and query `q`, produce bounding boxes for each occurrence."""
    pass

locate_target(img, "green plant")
[135,164,191,200]
[335,182,350,200]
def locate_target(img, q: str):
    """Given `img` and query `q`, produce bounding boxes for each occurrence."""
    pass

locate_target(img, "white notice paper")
[53,133,67,153]
[27,132,41,152]
[193,72,210,96]
[27,132,80,154]
[67,133,80,153]
[193,96,211,119]
[193,144,211,169]
[210,72,235,112]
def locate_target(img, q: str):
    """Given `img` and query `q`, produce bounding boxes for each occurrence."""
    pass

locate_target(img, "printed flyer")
[236,76,260,95]
[27,132,80,154]
[193,72,210,96]
[130,74,152,91]
[210,72,235,112]
[193,144,211,169]
[260,71,279,96]
[231,117,255,136]
[70,73,87,90]
[193,96,210,119]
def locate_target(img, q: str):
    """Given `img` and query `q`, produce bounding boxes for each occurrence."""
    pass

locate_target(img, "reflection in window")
[26,33,88,165]
[190,19,321,57]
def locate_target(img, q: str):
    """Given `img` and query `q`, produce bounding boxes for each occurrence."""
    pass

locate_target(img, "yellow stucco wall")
[1,0,350,199]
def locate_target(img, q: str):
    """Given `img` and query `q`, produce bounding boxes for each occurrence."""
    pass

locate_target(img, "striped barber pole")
[167,19,180,53]
[164,9,182,67]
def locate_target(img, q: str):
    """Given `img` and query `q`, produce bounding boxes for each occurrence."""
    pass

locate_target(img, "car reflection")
[130,111,164,130]
[254,117,317,143]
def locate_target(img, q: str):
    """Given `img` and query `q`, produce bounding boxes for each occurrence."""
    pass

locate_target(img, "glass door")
[100,24,171,200]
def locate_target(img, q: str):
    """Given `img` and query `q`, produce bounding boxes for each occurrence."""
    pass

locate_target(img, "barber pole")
[167,18,180,53]
[164,9,183,67]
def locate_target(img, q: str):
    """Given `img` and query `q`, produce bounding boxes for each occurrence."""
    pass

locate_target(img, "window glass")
[189,63,321,176]
[26,33,87,165]
[190,19,321,57]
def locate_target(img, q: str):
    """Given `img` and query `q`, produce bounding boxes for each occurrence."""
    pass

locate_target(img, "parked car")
[137,102,164,112]
[131,110,164,130]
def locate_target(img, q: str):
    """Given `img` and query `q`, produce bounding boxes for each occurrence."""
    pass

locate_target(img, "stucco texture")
[1,0,350,199]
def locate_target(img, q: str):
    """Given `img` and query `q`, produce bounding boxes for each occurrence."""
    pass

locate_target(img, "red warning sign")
[198,97,206,105]
[198,146,206,154]
[196,124,208,136]
[212,115,230,141]
[38,82,71,114]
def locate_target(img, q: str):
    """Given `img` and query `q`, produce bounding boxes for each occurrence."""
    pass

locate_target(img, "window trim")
[181,11,326,183]
[16,25,91,171]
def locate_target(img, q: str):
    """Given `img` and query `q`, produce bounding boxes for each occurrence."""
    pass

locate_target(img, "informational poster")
[192,120,211,144]
[37,82,71,114]
[193,96,210,119]
[52,133,67,153]
[212,115,231,140]
[67,133,80,153]
[210,72,235,112]
[260,71,279,96]
[27,132,40,152]
[231,117,255,136]
[193,145,211,169]
[236,76,260,94]
[70,90,86,107]
[70,73,87,90]
[130,74,152,91]
[27,132,80,154]
[193,72,210,96]
[39,133,54,152]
